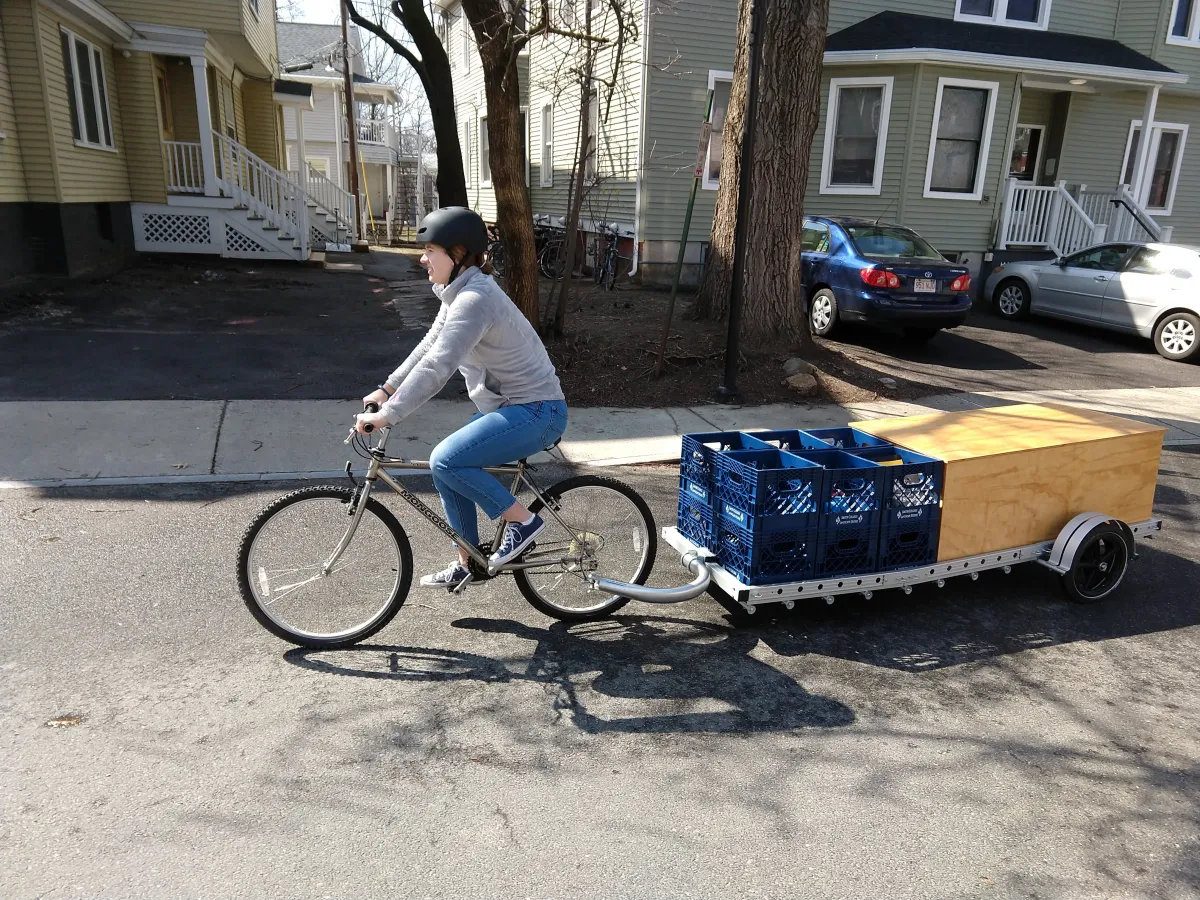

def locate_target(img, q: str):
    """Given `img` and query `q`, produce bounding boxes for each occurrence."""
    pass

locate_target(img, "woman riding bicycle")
[356,207,568,592]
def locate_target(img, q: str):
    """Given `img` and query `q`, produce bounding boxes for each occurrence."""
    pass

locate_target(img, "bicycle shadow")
[283,614,855,734]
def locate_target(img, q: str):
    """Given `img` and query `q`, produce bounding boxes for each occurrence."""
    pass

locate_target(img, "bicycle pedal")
[451,574,475,595]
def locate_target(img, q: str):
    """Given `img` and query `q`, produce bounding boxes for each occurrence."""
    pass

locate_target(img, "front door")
[154,61,174,141]
[1037,244,1135,322]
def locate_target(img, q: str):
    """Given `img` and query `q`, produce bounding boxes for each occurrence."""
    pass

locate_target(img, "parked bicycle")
[486,225,507,278]
[593,224,629,291]
[237,404,663,649]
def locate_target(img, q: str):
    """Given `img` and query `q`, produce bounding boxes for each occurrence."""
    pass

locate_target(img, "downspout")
[627,0,652,276]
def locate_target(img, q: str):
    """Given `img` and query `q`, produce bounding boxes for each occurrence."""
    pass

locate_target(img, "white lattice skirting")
[131,204,303,261]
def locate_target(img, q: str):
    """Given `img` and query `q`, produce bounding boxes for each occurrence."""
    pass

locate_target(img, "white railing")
[1077,184,1162,243]
[999,178,1104,257]
[345,118,391,145]
[163,141,205,194]
[291,162,356,239]
[212,130,307,257]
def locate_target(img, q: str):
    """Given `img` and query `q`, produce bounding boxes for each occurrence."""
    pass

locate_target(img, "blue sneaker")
[489,515,546,568]
[420,561,471,591]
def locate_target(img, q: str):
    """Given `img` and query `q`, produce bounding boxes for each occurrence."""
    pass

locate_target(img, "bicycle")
[593,224,627,291]
[486,226,506,278]
[237,403,660,649]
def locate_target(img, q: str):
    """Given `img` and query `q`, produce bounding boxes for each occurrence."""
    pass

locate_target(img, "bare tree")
[276,0,305,23]
[345,0,468,207]
[694,0,829,346]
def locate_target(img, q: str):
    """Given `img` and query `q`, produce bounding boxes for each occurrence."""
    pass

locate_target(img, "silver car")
[984,242,1200,362]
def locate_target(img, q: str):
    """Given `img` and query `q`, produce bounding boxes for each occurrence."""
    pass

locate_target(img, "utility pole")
[715,0,767,404]
[341,0,367,251]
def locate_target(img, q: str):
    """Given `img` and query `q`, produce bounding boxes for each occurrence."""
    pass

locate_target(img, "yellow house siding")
[233,73,248,144]
[39,6,131,203]
[241,78,280,167]
[99,0,242,35]
[116,50,166,202]
[242,0,278,77]
[2,0,56,202]
[0,13,28,203]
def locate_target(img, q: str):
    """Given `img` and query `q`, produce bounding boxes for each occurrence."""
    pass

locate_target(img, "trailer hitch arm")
[584,550,712,604]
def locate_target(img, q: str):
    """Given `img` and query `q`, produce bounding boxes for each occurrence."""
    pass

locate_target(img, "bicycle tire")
[514,474,657,621]
[540,240,566,280]
[237,485,414,649]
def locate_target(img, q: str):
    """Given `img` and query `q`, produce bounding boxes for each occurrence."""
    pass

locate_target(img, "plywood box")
[851,404,1164,561]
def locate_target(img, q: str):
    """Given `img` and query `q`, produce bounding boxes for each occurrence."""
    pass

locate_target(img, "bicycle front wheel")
[237,486,413,649]
[515,475,657,621]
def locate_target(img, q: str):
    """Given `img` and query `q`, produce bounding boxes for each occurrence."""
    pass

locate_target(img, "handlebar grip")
[364,401,381,413]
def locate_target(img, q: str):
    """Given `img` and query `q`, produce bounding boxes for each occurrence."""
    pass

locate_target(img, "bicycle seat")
[518,437,561,464]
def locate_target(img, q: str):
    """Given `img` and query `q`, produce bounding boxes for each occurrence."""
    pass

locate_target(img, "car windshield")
[844,225,944,261]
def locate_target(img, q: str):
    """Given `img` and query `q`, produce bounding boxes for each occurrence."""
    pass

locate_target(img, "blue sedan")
[801,216,974,342]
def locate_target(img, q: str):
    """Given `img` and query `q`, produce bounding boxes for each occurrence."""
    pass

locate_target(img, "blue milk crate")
[741,429,832,454]
[878,507,943,572]
[716,519,818,585]
[851,445,944,511]
[680,431,772,492]
[796,449,885,577]
[713,449,822,534]
[677,493,716,551]
[805,427,893,451]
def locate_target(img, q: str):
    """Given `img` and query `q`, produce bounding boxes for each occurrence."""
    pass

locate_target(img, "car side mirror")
[1054,257,1067,267]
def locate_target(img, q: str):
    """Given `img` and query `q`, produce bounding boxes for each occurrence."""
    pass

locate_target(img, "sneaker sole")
[489,522,547,569]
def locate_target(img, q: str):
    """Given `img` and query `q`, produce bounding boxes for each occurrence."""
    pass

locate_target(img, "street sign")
[694,122,712,179]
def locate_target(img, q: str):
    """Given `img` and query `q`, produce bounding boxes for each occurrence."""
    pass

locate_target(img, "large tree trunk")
[461,0,539,325]
[694,0,828,346]
[345,0,467,207]
[546,75,592,338]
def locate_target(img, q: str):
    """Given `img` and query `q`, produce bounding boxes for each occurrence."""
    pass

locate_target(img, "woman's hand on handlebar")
[355,410,389,434]
[363,388,390,409]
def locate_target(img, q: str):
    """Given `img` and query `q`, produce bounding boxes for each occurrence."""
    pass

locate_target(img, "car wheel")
[809,288,839,337]
[902,327,941,343]
[993,279,1031,320]
[1153,312,1200,362]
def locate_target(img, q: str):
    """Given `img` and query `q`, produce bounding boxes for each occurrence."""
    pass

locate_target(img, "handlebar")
[344,401,385,444]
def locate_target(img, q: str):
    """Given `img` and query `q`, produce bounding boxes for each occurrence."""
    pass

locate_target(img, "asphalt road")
[2,458,1198,898]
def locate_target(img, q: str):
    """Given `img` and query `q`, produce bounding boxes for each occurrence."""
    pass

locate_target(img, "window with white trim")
[540,104,554,187]
[249,0,260,19]
[1121,120,1188,215]
[955,0,1051,30]
[461,17,471,73]
[820,76,893,195]
[479,114,490,184]
[702,71,733,190]
[923,77,999,200]
[60,28,115,150]
[585,89,599,181]
[460,118,472,187]
[559,0,576,30]
[521,108,529,186]
[1169,0,1200,45]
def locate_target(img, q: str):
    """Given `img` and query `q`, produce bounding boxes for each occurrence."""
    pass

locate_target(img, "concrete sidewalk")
[3,386,1200,488]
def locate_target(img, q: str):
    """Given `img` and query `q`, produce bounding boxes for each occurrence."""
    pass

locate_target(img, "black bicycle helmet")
[416,206,489,255]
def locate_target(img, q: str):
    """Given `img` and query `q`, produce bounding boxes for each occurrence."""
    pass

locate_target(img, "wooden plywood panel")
[852,404,1165,561]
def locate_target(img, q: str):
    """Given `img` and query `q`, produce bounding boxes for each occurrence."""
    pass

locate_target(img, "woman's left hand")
[355,411,390,434]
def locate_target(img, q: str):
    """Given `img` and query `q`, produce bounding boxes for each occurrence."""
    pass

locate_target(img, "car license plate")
[914,278,938,293]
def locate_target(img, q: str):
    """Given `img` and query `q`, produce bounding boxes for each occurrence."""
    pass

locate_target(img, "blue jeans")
[429,400,568,547]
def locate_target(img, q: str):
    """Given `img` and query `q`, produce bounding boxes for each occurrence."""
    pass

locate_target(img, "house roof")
[277,21,365,77]
[825,12,1185,84]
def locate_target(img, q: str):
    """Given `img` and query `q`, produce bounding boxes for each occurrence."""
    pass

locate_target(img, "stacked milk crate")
[678,428,945,585]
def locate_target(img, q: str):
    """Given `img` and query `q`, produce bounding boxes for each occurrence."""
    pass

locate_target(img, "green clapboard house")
[440,0,1200,288]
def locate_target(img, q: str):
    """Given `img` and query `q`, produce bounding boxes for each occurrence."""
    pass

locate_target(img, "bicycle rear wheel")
[237,486,413,649]
[515,475,656,621]
[540,240,566,279]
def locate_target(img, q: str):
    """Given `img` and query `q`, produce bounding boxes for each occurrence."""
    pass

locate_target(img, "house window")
[1121,120,1188,215]
[461,118,472,187]
[435,13,449,46]
[60,28,115,150]
[820,76,893,195]
[585,90,599,180]
[955,0,1051,29]
[479,114,491,184]
[702,71,733,190]
[461,18,471,73]
[521,108,529,186]
[540,104,554,187]
[1169,0,1200,44]
[1009,124,1044,181]
[923,78,999,200]
[249,0,260,19]
[559,0,576,30]
[307,157,329,177]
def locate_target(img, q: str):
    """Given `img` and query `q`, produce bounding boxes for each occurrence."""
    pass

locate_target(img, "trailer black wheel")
[1060,522,1130,604]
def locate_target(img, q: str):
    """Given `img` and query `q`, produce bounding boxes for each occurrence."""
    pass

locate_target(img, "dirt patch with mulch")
[536,279,953,408]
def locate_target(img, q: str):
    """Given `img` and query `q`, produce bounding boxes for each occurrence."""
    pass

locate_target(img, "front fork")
[320,456,380,576]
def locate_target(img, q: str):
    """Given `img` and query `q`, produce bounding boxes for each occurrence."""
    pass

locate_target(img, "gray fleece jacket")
[381,267,564,424]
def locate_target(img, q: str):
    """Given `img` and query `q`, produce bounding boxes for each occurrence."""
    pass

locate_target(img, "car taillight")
[860,268,900,289]
[950,274,972,292]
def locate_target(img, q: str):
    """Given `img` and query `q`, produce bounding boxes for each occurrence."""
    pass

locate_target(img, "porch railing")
[290,163,357,240]
[163,141,205,194]
[1078,184,1163,244]
[998,178,1104,257]
[344,118,391,145]
[212,129,308,257]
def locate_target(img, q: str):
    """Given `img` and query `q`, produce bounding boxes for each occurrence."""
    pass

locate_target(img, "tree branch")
[345,0,428,83]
